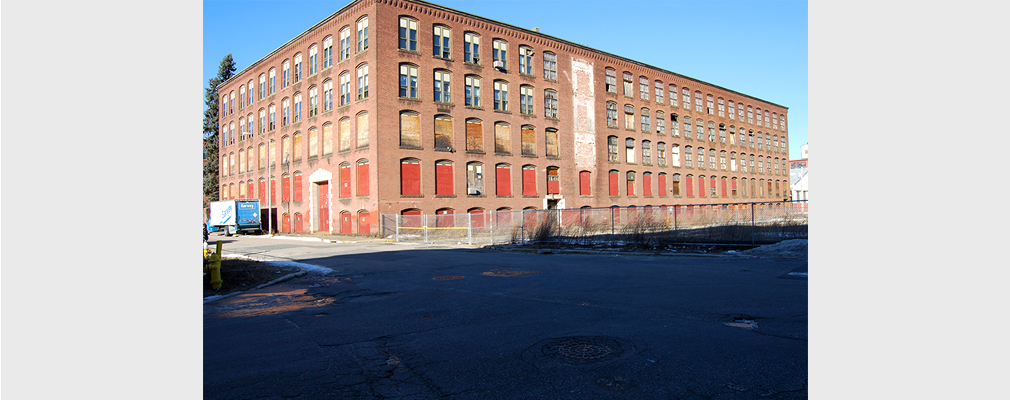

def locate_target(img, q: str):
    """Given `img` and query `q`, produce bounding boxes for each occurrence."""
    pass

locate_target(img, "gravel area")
[737,239,808,258]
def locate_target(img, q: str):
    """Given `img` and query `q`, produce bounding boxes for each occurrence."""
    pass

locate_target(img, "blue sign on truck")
[208,200,262,236]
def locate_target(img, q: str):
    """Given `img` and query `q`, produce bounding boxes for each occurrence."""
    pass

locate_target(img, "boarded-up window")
[246,147,253,172]
[698,175,706,197]
[282,174,290,202]
[686,175,694,197]
[522,165,536,196]
[269,142,275,167]
[339,118,351,152]
[322,123,333,156]
[545,129,558,158]
[308,128,318,158]
[579,171,591,196]
[495,122,510,154]
[356,112,369,148]
[239,180,246,198]
[672,174,681,196]
[357,160,369,196]
[658,173,667,197]
[435,115,452,150]
[292,133,302,163]
[643,172,652,197]
[229,153,235,175]
[521,125,535,156]
[238,149,245,172]
[721,177,728,197]
[546,166,559,194]
[293,172,303,201]
[248,181,255,200]
[466,118,483,152]
[626,171,635,196]
[401,159,421,195]
[400,111,421,148]
[495,164,511,196]
[609,170,619,196]
[436,160,453,195]
[339,163,351,198]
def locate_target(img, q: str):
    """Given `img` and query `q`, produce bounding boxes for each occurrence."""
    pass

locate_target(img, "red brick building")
[215,0,791,235]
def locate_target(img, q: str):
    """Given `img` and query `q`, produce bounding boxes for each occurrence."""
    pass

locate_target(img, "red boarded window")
[626,171,635,196]
[686,175,694,197]
[579,171,591,196]
[282,174,291,202]
[496,164,511,196]
[711,176,717,198]
[357,160,369,196]
[468,208,485,228]
[248,181,256,200]
[609,170,619,196]
[522,165,536,196]
[339,163,352,197]
[293,172,303,202]
[259,179,266,203]
[698,175,706,197]
[658,173,667,197]
[436,161,454,195]
[401,159,421,195]
[721,177,728,197]
[643,172,652,197]
[270,177,277,203]
[546,167,559,194]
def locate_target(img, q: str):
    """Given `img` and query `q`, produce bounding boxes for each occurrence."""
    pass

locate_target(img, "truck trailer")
[208,200,261,236]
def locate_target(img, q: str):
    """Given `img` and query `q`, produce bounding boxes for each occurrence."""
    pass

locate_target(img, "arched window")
[606,101,618,127]
[433,25,451,58]
[608,136,619,162]
[626,171,636,196]
[518,45,533,75]
[495,163,511,196]
[521,125,536,156]
[494,122,510,154]
[357,16,369,52]
[356,160,369,197]
[464,31,480,64]
[356,111,369,149]
[625,138,635,164]
[434,69,451,103]
[400,158,421,195]
[399,111,421,148]
[466,118,483,152]
[435,160,453,195]
[398,16,417,51]
[545,128,559,158]
[492,39,508,71]
[434,114,452,151]
[466,162,484,195]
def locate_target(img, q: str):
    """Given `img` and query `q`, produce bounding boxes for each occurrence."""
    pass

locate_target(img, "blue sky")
[204,0,808,159]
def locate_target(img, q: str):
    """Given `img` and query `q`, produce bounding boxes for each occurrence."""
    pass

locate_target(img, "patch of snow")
[223,253,334,274]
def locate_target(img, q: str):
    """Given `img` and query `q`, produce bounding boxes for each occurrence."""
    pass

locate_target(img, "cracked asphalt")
[204,236,807,399]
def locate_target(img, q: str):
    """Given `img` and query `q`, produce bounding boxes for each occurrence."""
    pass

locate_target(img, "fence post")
[750,202,756,245]
[490,211,495,245]
[396,214,401,242]
[609,207,614,236]
[424,215,429,243]
[467,214,473,245]
[521,209,526,243]
[673,205,678,243]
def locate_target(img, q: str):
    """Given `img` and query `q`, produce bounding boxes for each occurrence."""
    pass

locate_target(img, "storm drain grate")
[432,275,465,281]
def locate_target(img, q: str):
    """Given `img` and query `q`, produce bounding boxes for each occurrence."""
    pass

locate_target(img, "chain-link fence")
[380,200,807,246]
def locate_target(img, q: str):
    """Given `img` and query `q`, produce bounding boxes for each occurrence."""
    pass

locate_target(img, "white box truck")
[209,200,262,236]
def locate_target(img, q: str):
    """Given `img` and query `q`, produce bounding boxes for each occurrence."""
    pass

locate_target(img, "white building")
[790,143,808,201]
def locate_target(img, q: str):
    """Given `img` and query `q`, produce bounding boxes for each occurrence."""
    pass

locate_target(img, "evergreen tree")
[203,54,237,206]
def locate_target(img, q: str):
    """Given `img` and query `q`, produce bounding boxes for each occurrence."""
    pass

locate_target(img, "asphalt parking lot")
[204,240,807,399]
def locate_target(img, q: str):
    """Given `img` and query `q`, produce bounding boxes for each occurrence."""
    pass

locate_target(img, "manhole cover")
[538,336,631,365]
[433,275,464,281]
[558,340,612,360]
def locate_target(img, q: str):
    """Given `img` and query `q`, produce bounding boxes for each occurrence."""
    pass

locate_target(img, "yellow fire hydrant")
[206,240,223,290]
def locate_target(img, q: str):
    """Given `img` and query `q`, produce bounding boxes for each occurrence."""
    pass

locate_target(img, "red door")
[294,213,303,233]
[341,212,352,234]
[318,182,329,232]
[282,213,291,233]
[358,211,370,235]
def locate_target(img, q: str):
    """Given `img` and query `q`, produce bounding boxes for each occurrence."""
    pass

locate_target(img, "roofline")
[218,0,788,110]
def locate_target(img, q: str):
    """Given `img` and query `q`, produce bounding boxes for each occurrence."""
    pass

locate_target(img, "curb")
[203,270,308,305]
